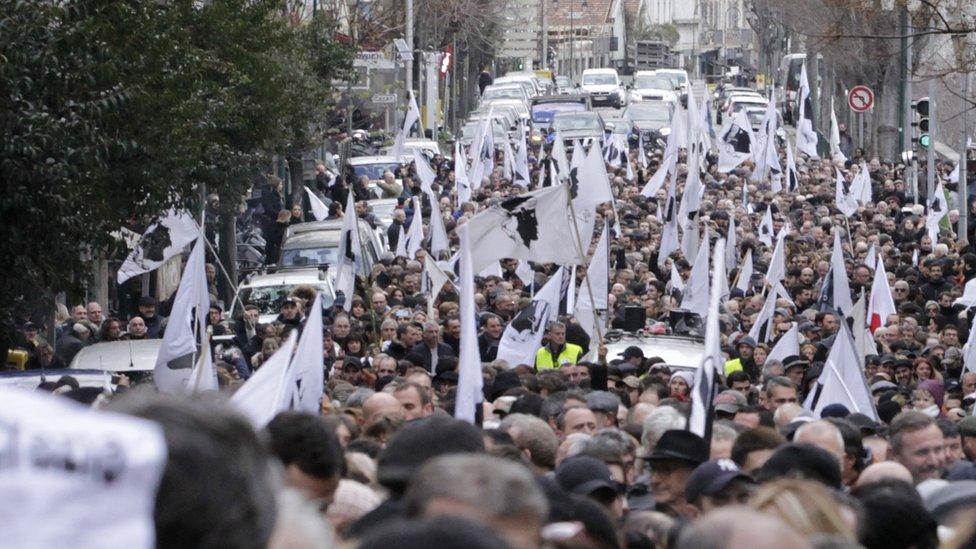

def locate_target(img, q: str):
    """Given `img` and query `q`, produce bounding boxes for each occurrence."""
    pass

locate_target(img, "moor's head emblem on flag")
[723,126,750,154]
[509,301,549,343]
[567,167,581,200]
[499,196,540,247]
[136,222,173,264]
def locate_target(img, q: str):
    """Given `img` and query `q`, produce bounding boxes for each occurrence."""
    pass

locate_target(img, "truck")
[631,40,675,72]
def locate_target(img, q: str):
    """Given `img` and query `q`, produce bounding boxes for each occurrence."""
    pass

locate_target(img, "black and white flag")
[465,184,580,273]
[689,238,726,440]
[118,210,201,283]
[717,111,755,173]
[796,61,820,158]
[496,268,564,368]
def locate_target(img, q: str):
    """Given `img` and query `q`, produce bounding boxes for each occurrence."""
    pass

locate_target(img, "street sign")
[848,85,874,113]
[371,93,397,104]
[394,38,413,61]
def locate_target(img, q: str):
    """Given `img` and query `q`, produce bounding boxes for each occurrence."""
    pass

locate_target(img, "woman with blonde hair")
[750,478,856,540]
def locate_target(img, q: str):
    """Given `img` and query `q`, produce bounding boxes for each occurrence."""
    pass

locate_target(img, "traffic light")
[916,97,930,148]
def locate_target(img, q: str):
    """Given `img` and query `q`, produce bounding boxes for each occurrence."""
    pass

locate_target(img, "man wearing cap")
[781,355,808,387]
[724,336,757,381]
[893,359,913,387]
[138,296,165,338]
[276,297,304,329]
[645,430,709,518]
[621,346,644,371]
[555,455,628,518]
[958,416,976,463]
[685,459,756,514]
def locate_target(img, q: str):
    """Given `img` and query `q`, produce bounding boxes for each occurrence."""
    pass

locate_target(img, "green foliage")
[0,0,354,320]
[631,23,681,47]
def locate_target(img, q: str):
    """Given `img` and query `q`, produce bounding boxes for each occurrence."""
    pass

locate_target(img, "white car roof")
[347,155,402,165]
[583,68,618,74]
[70,339,162,372]
[730,95,767,104]
[242,268,329,288]
[0,369,116,391]
[586,333,705,370]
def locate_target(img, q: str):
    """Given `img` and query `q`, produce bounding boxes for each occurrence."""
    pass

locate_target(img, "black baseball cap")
[685,459,756,503]
[555,456,624,498]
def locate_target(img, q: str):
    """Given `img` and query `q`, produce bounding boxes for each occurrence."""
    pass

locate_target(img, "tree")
[0,0,353,351]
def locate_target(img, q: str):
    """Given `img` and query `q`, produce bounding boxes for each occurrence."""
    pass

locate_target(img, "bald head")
[676,506,810,549]
[362,392,403,424]
[794,420,845,466]
[855,461,914,488]
[773,403,805,430]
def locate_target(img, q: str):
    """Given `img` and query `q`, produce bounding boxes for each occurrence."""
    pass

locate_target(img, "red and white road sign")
[848,85,874,113]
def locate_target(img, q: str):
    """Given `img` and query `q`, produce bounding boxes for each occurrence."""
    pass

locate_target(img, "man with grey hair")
[500,413,559,473]
[586,390,622,429]
[676,506,811,549]
[405,454,548,549]
[577,428,639,486]
[640,406,685,467]
[762,376,798,413]
[710,422,739,460]
[409,321,454,373]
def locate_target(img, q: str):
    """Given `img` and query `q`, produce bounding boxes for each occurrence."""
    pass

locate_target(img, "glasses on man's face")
[894,288,908,294]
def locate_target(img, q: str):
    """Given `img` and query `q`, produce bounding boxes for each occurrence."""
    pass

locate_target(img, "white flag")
[725,214,738,272]
[758,207,774,247]
[0,386,166,549]
[829,98,847,163]
[290,293,324,414]
[455,225,483,423]
[657,171,680,268]
[688,238,726,438]
[926,181,949,243]
[231,331,299,429]
[964,320,976,374]
[765,227,788,287]
[717,111,755,173]
[681,227,710,318]
[118,209,201,283]
[734,249,754,293]
[668,261,685,293]
[428,196,449,259]
[827,230,854,316]
[552,133,571,177]
[804,322,878,420]
[422,253,452,301]
[752,91,780,182]
[955,278,976,309]
[749,282,792,343]
[576,224,610,339]
[496,268,564,368]
[186,334,218,393]
[395,224,408,258]
[153,236,211,394]
[640,153,675,197]
[836,168,859,217]
[863,243,877,269]
[784,141,800,192]
[767,323,800,365]
[404,197,424,260]
[849,163,872,205]
[513,124,531,186]
[334,191,361,310]
[515,260,535,287]
[502,139,515,180]
[391,91,422,159]
[796,61,820,159]
[455,141,472,205]
[867,256,896,333]
[465,184,581,273]
[305,187,329,221]
[679,148,704,222]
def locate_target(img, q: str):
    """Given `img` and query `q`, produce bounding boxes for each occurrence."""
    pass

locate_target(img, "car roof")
[347,156,402,165]
[242,268,330,288]
[554,110,599,118]
[0,368,116,391]
[583,68,617,74]
[587,332,705,369]
[730,95,767,104]
[69,340,162,372]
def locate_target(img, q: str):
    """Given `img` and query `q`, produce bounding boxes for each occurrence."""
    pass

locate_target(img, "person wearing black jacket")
[387,209,406,252]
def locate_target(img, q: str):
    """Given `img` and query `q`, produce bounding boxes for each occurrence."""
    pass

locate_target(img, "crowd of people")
[9,91,976,549]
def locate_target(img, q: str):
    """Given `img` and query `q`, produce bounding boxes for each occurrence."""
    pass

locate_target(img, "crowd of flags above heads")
[117,59,973,427]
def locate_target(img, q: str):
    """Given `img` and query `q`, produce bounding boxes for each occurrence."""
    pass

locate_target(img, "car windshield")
[240,284,334,316]
[482,87,524,101]
[553,113,602,133]
[582,74,616,85]
[531,102,586,123]
[555,76,572,87]
[352,162,400,180]
[746,109,766,125]
[627,105,671,122]
[280,246,338,268]
[634,76,674,90]
[609,121,630,134]
[660,72,687,84]
[732,100,764,113]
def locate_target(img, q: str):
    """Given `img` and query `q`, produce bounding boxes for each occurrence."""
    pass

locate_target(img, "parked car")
[70,339,162,377]
[552,110,605,141]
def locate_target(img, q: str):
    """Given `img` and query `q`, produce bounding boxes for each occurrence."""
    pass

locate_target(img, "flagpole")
[841,218,856,259]
[199,230,244,315]
[566,190,605,347]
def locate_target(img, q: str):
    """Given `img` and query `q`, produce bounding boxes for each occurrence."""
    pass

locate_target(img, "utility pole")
[927,77,936,201]
[960,69,970,242]
[405,0,414,97]
[541,0,549,69]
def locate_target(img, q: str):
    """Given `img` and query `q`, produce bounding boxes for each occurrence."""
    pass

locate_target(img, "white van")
[580,68,626,109]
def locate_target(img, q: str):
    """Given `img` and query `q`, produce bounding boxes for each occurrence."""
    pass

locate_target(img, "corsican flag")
[688,238,726,440]
[796,61,820,159]
[455,225,483,423]
[496,267,564,368]
[334,191,361,310]
[231,331,299,429]
[118,209,201,283]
